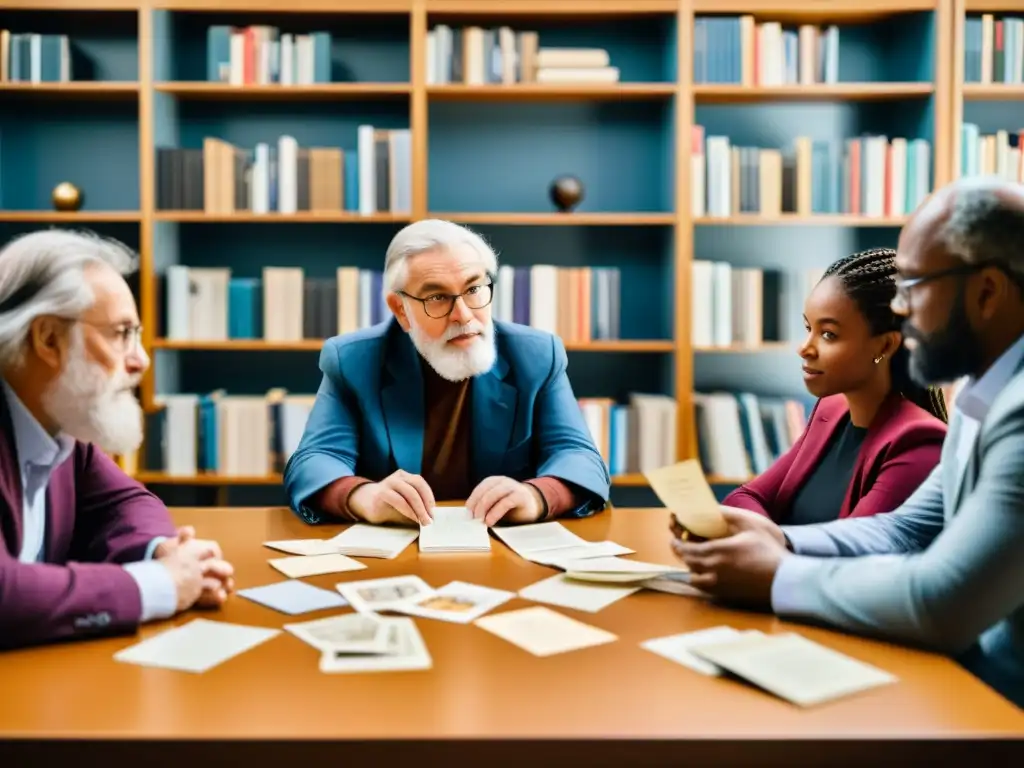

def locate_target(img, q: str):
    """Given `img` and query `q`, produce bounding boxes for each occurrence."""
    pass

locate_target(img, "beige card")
[268,553,368,578]
[263,539,344,556]
[643,459,729,539]
[518,573,639,612]
[475,606,618,657]
[690,632,898,707]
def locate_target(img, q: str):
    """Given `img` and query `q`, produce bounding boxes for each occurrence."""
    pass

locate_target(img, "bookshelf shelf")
[694,342,793,353]
[430,212,676,226]
[0,82,139,99]
[152,212,412,224]
[691,0,938,21]
[693,83,935,103]
[693,215,910,227]
[0,210,141,222]
[427,84,677,101]
[151,339,675,353]
[962,84,1024,101]
[154,83,412,100]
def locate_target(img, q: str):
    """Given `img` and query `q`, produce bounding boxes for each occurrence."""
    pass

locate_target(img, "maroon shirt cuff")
[311,476,372,522]
[525,477,577,520]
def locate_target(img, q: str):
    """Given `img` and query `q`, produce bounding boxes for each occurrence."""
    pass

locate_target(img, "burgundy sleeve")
[846,424,946,519]
[310,476,374,522]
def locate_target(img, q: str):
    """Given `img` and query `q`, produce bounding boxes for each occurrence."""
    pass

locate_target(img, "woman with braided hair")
[722,246,948,525]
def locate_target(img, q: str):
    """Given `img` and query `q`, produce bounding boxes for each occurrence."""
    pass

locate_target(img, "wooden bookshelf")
[8,0,961,505]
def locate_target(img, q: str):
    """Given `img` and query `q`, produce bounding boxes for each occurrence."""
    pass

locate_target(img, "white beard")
[40,329,144,455]
[408,316,497,382]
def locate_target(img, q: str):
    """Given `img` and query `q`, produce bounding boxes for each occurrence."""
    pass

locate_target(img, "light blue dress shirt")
[1,380,178,622]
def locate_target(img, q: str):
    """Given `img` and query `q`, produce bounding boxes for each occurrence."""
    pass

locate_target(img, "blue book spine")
[312,32,332,83]
[206,26,232,82]
[344,150,359,211]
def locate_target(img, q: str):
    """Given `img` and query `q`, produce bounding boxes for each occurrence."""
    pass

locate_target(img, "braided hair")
[821,247,948,423]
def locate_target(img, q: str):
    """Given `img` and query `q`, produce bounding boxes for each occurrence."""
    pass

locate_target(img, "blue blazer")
[284,318,611,523]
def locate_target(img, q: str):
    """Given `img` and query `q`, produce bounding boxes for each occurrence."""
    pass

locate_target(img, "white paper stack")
[285,613,433,673]
[491,521,634,563]
[325,524,419,559]
[418,506,491,553]
[555,556,688,584]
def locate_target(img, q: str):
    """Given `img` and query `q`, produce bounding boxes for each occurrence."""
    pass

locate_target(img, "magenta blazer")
[723,392,947,522]
[0,391,177,650]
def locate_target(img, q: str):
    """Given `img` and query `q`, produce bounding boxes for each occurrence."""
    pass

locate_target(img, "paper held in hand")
[419,506,491,553]
[643,459,730,540]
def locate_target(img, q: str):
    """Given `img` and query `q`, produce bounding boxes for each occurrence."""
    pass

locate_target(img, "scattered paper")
[285,612,391,655]
[518,573,639,613]
[641,571,707,598]
[419,506,491,553]
[319,617,432,673]
[641,625,764,676]
[556,555,688,584]
[644,459,730,539]
[391,580,514,624]
[237,580,349,615]
[263,538,345,556]
[527,540,635,565]
[113,618,280,673]
[490,521,589,558]
[336,575,434,614]
[690,632,898,707]
[326,524,419,559]
[475,606,617,657]
[268,552,367,578]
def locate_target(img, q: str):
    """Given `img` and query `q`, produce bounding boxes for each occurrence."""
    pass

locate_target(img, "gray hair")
[938,176,1024,283]
[382,219,498,300]
[0,229,138,369]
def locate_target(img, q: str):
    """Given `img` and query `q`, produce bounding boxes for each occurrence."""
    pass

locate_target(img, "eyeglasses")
[398,282,494,319]
[891,263,990,313]
[78,319,145,355]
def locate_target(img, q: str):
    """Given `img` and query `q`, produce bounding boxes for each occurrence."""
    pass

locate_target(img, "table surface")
[2,506,1023,740]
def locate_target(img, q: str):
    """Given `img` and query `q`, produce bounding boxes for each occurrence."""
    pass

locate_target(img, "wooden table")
[2,506,1022,764]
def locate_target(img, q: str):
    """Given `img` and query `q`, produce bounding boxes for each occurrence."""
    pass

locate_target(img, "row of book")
[691,128,933,218]
[205,24,332,85]
[425,26,619,85]
[134,388,815,484]
[690,262,790,349]
[960,124,1024,182]
[490,265,622,343]
[155,127,411,216]
[0,31,72,83]
[162,263,625,344]
[963,14,1024,84]
[163,266,389,342]
[693,16,840,86]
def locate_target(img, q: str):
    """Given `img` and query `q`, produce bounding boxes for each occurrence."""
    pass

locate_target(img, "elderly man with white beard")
[284,218,610,527]
[0,229,234,650]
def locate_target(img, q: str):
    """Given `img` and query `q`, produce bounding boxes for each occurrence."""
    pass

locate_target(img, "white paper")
[263,538,346,556]
[268,552,368,578]
[475,606,618,657]
[556,556,687,583]
[336,575,434,614]
[318,617,432,673]
[690,632,899,707]
[490,522,588,558]
[327,524,419,559]
[113,618,280,673]
[527,540,635,565]
[237,580,349,615]
[518,573,639,613]
[419,506,491,553]
[284,612,391,654]
[641,626,763,676]
[391,580,514,624]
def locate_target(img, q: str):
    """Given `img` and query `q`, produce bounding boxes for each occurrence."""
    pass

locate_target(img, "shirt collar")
[955,331,1024,422]
[1,379,75,472]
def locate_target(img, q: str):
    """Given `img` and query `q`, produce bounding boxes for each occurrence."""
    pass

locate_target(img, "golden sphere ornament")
[52,182,83,212]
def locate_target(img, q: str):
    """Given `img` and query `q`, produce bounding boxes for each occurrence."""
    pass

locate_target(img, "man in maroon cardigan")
[0,230,234,650]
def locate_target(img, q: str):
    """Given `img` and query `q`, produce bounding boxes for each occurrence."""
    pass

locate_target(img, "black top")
[783,414,869,526]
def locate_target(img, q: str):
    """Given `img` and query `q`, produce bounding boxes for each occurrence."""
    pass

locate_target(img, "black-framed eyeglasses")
[397,281,494,319]
[892,263,990,312]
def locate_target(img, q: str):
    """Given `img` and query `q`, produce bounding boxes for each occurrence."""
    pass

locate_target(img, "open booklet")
[490,521,635,563]
[418,506,491,553]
